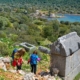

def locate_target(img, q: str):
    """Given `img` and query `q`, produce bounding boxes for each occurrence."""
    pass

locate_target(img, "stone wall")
[50,32,80,80]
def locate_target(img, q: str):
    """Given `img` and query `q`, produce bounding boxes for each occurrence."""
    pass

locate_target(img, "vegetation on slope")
[0,0,80,14]
[0,1,80,80]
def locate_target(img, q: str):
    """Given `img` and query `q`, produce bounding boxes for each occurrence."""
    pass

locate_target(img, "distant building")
[50,13,56,18]
[36,10,40,15]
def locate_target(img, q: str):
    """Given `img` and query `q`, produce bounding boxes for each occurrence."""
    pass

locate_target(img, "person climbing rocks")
[12,48,26,71]
[16,48,26,71]
[28,50,40,74]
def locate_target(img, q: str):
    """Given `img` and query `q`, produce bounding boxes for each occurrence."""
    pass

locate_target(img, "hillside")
[0,0,80,7]
[0,0,80,14]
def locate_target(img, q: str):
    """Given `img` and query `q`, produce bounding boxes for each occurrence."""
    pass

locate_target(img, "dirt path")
[0,69,23,80]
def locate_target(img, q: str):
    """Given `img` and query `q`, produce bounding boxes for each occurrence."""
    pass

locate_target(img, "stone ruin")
[19,42,36,51]
[50,32,80,80]
[38,46,50,54]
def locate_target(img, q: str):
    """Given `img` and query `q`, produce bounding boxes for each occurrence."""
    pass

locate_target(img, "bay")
[47,14,80,22]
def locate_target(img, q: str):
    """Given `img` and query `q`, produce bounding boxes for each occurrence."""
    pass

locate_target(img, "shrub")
[0,42,9,56]
[9,34,18,42]
[74,73,80,80]
[0,31,7,38]
[34,20,44,25]
[0,16,12,29]
[0,76,5,80]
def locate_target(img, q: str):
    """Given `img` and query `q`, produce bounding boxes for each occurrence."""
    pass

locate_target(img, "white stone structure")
[50,13,56,18]
[36,10,40,15]
[19,42,36,51]
[50,32,80,80]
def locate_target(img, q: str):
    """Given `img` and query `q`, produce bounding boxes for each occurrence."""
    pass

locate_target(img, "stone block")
[38,46,50,54]
[50,32,80,80]
[19,42,36,51]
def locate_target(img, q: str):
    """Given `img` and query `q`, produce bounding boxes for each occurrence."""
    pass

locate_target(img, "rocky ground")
[0,57,62,80]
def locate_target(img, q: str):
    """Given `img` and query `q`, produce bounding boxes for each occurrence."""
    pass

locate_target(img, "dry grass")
[0,69,23,80]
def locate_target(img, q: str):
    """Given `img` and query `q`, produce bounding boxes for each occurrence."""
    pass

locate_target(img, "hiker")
[16,48,26,71]
[12,48,26,71]
[28,50,40,74]
[16,55,23,71]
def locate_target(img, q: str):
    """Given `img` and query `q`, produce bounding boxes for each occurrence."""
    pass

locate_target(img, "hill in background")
[0,0,80,14]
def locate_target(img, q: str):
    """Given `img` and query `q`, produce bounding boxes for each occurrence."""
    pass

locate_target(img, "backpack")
[11,48,18,59]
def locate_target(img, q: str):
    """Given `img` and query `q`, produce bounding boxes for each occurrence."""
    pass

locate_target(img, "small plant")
[22,64,30,72]
[0,76,5,80]
[74,73,80,80]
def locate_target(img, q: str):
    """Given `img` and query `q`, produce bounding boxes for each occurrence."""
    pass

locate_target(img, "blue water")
[58,14,80,22]
[47,14,80,22]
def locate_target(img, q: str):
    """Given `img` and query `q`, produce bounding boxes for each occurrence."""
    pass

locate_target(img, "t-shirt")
[17,57,23,66]
[12,57,22,67]
[30,54,39,65]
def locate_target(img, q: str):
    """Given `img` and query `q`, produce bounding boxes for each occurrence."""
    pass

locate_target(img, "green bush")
[0,76,5,80]
[0,16,12,29]
[74,73,80,80]
[0,31,7,38]
[9,34,18,42]
[0,42,10,56]
[34,20,44,25]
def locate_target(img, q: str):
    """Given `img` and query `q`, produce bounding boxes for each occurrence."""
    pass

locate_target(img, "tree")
[42,26,53,38]
[0,16,12,29]
[52,20,60,32]
[70,24,80,36]
[0,42,9,56]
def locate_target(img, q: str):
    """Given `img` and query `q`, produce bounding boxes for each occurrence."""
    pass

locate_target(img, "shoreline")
[57,13,80,16]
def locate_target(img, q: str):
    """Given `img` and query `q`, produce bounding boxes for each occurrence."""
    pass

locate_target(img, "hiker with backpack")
[16,48,25,71]
[11,48,18,67]
[28,50,40,74]
[11,48,26,71]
